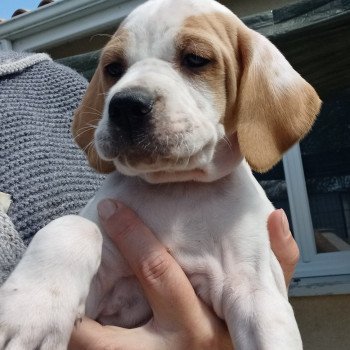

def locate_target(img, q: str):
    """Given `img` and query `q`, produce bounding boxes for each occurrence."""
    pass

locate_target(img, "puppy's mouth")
[95,128,241,184]
[94,84,229,182]
[95,130,216,177]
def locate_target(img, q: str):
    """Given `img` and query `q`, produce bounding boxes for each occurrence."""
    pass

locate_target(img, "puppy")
[0,0,321,349]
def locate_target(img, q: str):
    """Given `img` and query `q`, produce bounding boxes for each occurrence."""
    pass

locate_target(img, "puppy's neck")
[140,134,243,184]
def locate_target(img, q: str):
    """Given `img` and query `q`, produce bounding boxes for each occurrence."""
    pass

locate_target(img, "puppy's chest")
[116,178,245,269]
[85,173,272,326]
[94,206,232,326]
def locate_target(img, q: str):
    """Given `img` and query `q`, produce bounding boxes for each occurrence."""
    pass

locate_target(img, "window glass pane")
[300,89,350,253]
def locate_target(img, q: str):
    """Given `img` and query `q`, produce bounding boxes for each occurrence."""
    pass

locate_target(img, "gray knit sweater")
[0,51,104,284]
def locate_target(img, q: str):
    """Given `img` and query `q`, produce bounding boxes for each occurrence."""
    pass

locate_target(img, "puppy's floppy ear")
[72,66,115,174]
[232,24,321,172]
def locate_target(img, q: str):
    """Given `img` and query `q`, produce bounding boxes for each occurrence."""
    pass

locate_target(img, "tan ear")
[233,25,321,173]
[72,66,115,174]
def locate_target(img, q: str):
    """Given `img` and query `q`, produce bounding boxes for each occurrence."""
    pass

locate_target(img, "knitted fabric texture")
[0,51,104,283]
[0,210,26,285]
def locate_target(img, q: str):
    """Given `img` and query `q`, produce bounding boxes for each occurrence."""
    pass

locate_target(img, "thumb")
[268,209,300,285]
[97,199,202,329]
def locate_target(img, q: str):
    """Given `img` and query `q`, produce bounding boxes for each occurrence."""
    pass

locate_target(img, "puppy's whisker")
[184,137,191,157]
[77,123,99,132]
[86,123,99,129]
[97,145,105,171]
[80,111,102,117]
[81,105,103,115]
[223,136,233,151]
[74,126,95,137]
[74,126,97,142]
[83,139,95,154]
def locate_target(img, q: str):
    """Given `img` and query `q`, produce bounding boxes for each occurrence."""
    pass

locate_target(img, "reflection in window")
[300,89,350,253]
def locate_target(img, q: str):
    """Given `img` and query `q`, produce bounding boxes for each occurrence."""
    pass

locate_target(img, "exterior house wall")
[47,0,297,59]
[291,295,350,350]
[221,0,296,16]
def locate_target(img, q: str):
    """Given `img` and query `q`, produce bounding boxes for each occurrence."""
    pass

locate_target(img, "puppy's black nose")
[108,89,154,133]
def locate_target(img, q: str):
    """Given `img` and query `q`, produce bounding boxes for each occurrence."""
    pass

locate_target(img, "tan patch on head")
[179,11,321,172]
[100,29,129,73]
[72,29,129,173]
[177,13,241,124]
[73,6,321,175]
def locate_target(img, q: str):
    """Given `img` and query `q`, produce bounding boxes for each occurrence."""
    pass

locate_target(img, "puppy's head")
[73,0,321,183]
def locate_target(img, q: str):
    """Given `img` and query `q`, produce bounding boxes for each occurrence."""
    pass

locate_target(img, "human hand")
[268,209,300,286]
[69,202,299,350]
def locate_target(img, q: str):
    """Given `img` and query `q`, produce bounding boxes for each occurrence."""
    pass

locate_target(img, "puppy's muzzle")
[109,88,154,141]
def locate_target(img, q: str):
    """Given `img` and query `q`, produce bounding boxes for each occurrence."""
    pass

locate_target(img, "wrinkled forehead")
[116,0,230,61]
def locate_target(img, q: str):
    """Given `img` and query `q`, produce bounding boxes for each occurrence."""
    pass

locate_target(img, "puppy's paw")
[0,283,82,350]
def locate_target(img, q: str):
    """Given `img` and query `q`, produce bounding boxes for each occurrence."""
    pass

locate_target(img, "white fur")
[97,57,223,179]
[0,1,302,349]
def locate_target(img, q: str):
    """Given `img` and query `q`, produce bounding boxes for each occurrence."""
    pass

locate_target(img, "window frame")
[283,144,350,279]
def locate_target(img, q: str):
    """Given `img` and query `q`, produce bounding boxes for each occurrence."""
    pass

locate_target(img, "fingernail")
[280,209,290,236]
[97,199,118,221]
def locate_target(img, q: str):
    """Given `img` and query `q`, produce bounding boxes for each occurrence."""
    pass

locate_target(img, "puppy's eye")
[105,62,124,78]
[183,54,211,69]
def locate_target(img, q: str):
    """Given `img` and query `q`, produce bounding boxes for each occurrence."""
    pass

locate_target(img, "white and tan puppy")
[0,0,321,349]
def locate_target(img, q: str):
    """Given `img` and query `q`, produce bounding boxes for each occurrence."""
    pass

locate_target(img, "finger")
[68,317,106,350]
[268,209,300,285]
[97,199,202,329]
[69,317,158,350]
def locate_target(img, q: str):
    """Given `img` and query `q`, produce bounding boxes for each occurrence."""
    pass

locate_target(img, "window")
[282,93,350,280]
[256,0,350,294]
[301,90,350,254]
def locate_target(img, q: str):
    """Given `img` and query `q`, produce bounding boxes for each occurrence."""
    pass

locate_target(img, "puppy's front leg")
[0,215,102,350]
[222,269,302,350]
